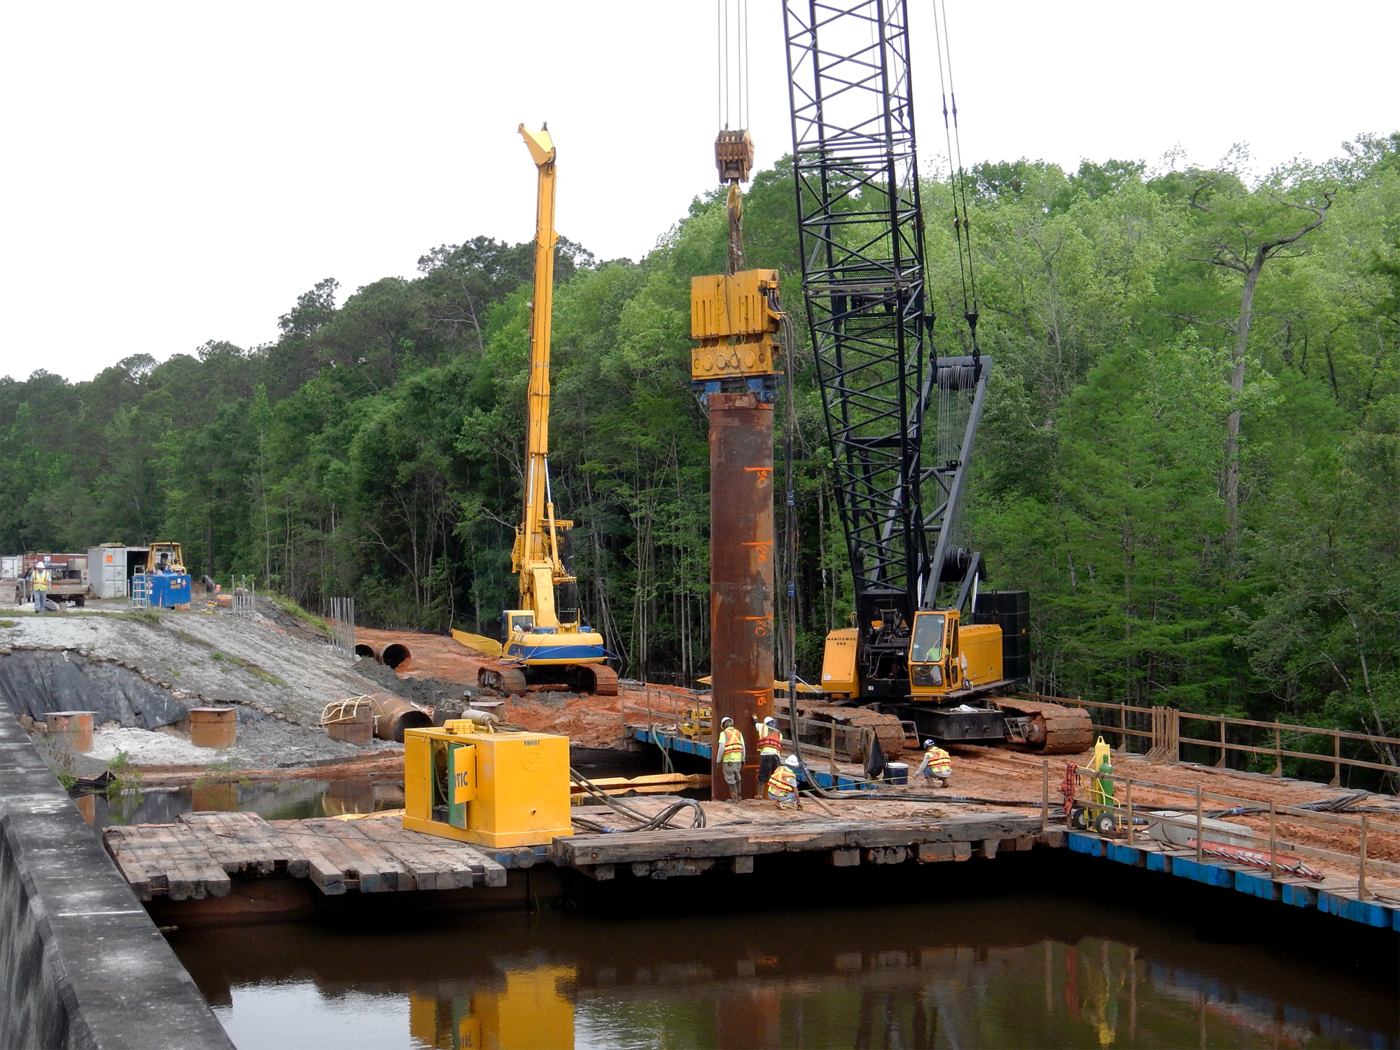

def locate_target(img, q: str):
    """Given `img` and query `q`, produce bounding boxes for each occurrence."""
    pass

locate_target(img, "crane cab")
[908,610,1003,699]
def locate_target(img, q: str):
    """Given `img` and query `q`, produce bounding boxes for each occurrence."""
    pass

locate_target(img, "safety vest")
[925,746,951,778]
[32,568,50,592]
[756,724,781,755]
[719,726,745,761]
[768,764,798,796]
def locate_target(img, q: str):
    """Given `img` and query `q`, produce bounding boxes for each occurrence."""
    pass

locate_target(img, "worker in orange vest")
[755,715,782,797]
[718,716,746,800]
[768,755,801,809]
[916,739,952,787]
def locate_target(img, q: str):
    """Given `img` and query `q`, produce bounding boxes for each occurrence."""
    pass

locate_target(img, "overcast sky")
[3,1,1395,383]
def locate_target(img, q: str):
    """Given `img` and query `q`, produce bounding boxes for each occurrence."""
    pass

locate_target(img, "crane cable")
[717,0,750,131]
[931,0,980,371]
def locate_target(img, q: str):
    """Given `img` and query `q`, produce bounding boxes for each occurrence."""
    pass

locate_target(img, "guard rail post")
[1331,731,1342,787]
[1359,815,1368,900]
[1269,801,1278,879]
[1195,786,1203,864]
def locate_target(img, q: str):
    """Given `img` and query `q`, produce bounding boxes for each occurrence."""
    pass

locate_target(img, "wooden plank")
[277,822,349,895]
[357,819,487,891]
[179,813,301,877]
[306,820,404,892]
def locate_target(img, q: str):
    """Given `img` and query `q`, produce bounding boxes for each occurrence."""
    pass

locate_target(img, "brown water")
[167,892,1396,1049]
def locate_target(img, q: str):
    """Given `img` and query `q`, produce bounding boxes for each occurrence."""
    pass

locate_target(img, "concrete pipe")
[381,643,411,670]
[371,693,432,742]
[353,643,380,662]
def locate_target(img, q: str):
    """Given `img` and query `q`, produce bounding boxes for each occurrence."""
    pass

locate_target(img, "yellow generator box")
[403,724,573,848]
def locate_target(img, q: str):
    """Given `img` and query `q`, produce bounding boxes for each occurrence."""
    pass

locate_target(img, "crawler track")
[993,696,1094,754]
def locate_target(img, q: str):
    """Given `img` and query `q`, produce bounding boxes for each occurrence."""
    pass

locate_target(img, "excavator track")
[578,663,620,696]
[478,664,528,696]
[991,696,1093,754]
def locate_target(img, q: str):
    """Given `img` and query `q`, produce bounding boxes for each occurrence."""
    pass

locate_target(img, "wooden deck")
[553,810,1057,880]
[103,805,1055,901]
[105,811,510,900]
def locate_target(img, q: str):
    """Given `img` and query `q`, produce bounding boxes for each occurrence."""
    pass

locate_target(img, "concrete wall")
[0,712,234,1050]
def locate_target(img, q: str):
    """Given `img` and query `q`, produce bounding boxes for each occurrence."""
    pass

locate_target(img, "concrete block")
[978,839,998,860]
[829,848,860,867]
[863,846,907,865]
[730,855,754,874]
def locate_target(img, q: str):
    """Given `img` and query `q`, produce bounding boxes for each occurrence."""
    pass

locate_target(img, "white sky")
[2,1,1395,383]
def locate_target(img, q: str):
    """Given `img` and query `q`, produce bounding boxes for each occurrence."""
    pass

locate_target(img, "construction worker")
[31,559,51,613]
[915,738,952,787]
[755,715,782,797]
[718,716,745,800]
[768,755,801,809]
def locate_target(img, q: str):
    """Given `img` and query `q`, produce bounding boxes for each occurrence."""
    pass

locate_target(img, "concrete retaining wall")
[0,712,234,1049]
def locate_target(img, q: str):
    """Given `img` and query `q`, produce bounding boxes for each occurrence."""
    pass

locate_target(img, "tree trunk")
[1222,252,1264,545]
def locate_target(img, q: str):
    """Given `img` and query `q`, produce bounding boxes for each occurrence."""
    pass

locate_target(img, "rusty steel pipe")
[353,643,380,662]
[370,692,432,742]
[708,392,775,799]
[381,643,411,670]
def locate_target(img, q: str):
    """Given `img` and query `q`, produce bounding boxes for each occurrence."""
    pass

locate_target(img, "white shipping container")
[87,545,139,599]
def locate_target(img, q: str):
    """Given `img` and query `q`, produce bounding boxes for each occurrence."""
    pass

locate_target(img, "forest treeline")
[2,135,1397,741]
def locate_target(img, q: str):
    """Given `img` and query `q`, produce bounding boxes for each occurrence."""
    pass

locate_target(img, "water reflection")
[80,778,406,830]
[167,895,1396,1049]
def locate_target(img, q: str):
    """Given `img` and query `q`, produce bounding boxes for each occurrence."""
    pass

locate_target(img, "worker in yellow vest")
[916,738,952,787]
[31,559,52,614]
[718,716,746,800]
[755,715,782,797]
[768,755,801,809]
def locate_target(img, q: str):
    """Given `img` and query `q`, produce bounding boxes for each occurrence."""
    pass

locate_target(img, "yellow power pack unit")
[403,722,573,848]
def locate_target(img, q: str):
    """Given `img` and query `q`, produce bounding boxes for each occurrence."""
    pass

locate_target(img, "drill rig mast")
[477,125,618,698]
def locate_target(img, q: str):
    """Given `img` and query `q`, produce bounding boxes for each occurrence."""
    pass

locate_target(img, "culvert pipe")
[353,643,381,662]
[381,643,411,670]
[371,693,432,742]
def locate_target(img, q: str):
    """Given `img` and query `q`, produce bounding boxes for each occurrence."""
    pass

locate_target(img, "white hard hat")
[784,755,799,767]
[720,716,733,727]
[764,716,776,726]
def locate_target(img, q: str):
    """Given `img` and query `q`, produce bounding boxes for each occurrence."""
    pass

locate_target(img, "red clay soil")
[355,627,497,684]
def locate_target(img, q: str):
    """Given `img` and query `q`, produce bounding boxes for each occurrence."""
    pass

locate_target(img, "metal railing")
[1050,696,1400,792]
[1050,760,1400,902]
[326,596,356,659]
[232,575,257,618]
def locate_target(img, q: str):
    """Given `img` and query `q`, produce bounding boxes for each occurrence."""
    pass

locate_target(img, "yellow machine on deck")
[403,719,573,848]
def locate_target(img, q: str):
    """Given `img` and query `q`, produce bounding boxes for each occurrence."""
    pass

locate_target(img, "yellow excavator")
[473,125,617,698]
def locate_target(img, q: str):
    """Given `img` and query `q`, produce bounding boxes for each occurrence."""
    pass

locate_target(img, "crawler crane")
[782,0,1090,753]
[476,125,618,698]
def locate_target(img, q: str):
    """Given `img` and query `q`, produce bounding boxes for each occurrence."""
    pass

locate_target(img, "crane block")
[715,128,755,183]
